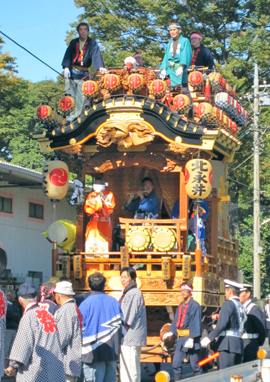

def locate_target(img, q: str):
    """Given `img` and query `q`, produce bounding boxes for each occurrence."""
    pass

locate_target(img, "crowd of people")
[0,276,269,382]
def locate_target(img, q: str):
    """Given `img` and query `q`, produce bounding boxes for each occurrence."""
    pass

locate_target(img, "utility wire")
[0,30,64,77]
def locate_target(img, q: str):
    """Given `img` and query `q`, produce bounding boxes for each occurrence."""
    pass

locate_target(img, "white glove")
[99,67,108,74]
[184,338,194,349]
[162,332,174,341]
[159,69,166,80]
[64,68,70,79]
[176,66,183,77]
[201,337,211,348]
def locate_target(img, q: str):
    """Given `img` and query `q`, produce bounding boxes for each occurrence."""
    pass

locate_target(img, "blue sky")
[1,1,82,82]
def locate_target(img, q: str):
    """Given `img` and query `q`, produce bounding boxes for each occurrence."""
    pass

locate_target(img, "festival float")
[32,63,245,365]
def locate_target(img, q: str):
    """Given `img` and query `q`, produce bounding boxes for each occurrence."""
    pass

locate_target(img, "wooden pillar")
[210,188,219,266]
[179,169,188,251]
[52,242,58,277]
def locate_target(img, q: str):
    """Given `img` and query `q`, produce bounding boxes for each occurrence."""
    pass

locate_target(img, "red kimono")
[84,190,115,253]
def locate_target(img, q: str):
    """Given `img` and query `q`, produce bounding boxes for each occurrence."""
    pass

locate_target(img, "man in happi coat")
[79,273,125,382]
[239,283,266,362]
[0,289,6,381]
[160,22,192,87]
[84,179,115,253]
[5,283,65,382]
[62,22,106,120]
[190,32,214,72]
[165,281,202,381]
[54,281,82,382]
[201,280,247,369]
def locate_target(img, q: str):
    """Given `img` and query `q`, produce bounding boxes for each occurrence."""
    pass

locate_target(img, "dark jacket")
[62,37,104,79]
[192,44,214,70]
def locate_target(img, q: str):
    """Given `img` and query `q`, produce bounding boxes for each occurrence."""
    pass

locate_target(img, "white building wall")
[0,186,76,281]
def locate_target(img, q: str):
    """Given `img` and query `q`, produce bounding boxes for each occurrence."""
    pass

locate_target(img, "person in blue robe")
[166,282,202,381]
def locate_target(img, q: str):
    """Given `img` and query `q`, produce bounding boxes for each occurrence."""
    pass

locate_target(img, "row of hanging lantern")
[214,92,248,126]
[195,103,238,134]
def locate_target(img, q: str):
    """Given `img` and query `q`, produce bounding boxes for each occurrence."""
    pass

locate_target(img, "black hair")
[170,21,181,28]
[120,267,136,281]
[77,22,89,32]
[226,286,239,296]
[141,177,153,186]
[88,272,106,291]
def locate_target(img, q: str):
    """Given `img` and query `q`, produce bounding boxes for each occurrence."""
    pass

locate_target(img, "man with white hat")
[201,279,247,369]
[54,281,82,382]
[239,283,266,362]
[5,283,65,381]
[264,293,270,345]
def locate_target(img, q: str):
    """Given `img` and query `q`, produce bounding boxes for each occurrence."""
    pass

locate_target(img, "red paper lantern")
[82,80,99,98]
[104,74,121,91]
[128,74,145,91]
[59,95,75,111]
[37,105,52,120]
[188,71,203,86]
[231,122,238,134]
[173,94,190,113]
[149,80,167,97]
[220,77,226,89]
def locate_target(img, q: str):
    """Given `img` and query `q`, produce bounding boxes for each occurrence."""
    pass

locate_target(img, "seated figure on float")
[84,179,115,254]
[124,177,159,220]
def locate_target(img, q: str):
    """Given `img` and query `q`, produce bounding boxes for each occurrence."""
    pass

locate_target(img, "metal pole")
[253,62,261,299]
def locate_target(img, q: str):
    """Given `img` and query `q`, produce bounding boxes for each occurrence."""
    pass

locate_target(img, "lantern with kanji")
[173,94,191,113]
[42,161,69,201]
[185,159,212,199]
[188,71,203,87]
[59,95,75,113]
[128,74,145,91]
[104,74,121,91]
[37,104,53,120]
[82,80,99,98]
[149,79,167,98]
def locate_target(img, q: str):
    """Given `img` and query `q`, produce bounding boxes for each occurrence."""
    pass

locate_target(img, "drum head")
[152,228,175,251]
[126,227,150,251]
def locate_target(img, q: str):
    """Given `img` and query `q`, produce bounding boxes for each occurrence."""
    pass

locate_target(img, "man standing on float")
[62,22,106,121]
[160,22,192,87]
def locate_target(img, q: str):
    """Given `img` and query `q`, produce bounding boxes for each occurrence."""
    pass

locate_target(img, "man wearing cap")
[62,22,107,121]
[84,179,115,253]
[5,283,65,381]
[190,32,214,71]
[239,283,266,362]
[166,281,202,381]
[54,281,82,382]
[264,294,270,345]
[79,273,125,382]
[201,279,247,369]
[160,22,192,87]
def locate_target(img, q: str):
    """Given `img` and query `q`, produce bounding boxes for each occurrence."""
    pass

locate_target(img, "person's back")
[9,304,65,381]
[80,292,123,363]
